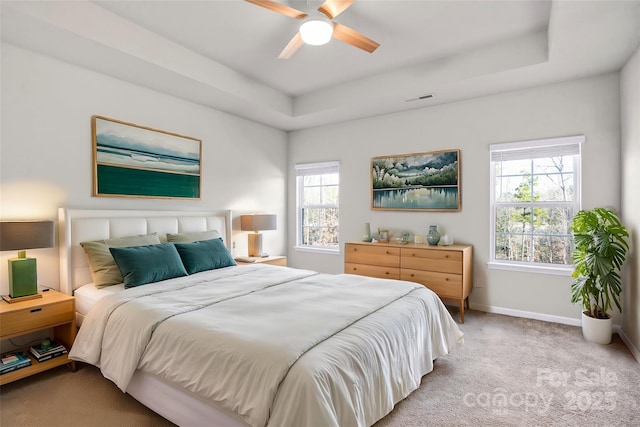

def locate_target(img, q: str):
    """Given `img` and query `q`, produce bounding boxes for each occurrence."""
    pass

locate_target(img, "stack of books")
[0,351,32,375]
[29,339,67,363]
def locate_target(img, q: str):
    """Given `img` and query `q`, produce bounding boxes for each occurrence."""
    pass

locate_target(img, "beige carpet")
[1,309,639,427]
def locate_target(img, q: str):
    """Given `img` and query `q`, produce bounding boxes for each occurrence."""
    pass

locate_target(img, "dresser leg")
[459,300,465,323]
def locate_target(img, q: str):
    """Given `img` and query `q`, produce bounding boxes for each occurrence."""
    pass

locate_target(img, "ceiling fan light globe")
[299,20,333,46]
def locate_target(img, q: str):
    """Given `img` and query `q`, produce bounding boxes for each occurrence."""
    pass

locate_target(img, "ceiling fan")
[245,0,380,59]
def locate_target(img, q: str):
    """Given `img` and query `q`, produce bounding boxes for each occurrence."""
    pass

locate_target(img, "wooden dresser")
[344,242,473,322]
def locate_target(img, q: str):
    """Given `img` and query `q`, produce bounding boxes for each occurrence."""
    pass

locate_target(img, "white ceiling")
[2,1,639,131]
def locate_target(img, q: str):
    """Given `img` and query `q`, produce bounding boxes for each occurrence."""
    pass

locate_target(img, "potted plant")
[571,207,629,344]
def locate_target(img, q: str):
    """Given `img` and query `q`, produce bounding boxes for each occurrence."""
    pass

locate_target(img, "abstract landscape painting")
[371,149,461,211]
[92,116,201,199]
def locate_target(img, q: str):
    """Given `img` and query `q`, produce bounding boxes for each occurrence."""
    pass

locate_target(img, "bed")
[59,208,463,427]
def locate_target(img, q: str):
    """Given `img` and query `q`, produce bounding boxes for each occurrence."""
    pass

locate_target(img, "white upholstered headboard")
[58,208,233,295]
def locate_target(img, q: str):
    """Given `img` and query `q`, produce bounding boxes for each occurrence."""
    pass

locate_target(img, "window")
[295,161,339,252]
[489,135,583,274]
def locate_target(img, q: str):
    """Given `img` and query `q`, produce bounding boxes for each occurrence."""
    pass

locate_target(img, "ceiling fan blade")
[278,32,304,59]
[318,0,355,19]
[332,22,380,53]
[245,0,307,19]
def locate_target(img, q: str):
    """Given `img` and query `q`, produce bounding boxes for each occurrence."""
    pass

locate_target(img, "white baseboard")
[618,328,640,364]
[469,303,639,364]
[469,302,582,327]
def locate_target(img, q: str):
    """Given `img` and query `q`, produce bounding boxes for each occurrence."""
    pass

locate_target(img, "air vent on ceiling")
[405,94,434,102]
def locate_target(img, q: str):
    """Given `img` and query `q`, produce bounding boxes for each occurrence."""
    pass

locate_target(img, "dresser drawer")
[401,269,462,298]
[345,263,400,280]
[400,248,462,274]
[0,299,75,337]
[345,244,400,267]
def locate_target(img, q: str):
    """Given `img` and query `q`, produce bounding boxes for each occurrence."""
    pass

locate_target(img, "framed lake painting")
[371,149,461,211]
[92,116,201,199]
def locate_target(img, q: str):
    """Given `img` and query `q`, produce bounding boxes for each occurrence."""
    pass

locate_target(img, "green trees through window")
[296,162,339,250]
[490,136,583,269]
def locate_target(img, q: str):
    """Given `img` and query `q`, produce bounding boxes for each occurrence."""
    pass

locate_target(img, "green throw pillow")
[174,238,236,274]
[80,233,161,288]
[109,243,188,288]
[166,230,221,243]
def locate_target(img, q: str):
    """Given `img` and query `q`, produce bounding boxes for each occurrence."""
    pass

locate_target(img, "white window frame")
[488,135,584,275]
[294,161,340,254]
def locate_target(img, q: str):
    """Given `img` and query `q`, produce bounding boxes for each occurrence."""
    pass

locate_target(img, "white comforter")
[70,265,463,427]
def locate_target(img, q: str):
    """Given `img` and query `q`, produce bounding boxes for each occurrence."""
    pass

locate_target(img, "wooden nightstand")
[0,290,76,385]
[235,256,287,266]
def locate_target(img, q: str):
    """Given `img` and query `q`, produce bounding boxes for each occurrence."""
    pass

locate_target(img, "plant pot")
[581,311,612,345]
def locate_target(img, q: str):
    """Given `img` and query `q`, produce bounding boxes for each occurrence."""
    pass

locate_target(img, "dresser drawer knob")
[385,272,390,275]
[445,255,449,258]
[445,278,449,281]
[412,253,416,257]
[410,274,415,277]
[30,308,42,313]
[385,251,390,254]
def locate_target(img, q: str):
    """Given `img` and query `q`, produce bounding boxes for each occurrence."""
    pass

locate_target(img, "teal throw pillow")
[173,238,236,274]
[109,243,188,288]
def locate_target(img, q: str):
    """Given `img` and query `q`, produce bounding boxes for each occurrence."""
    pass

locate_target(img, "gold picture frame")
[378,228,389,243]
[92,116,202,199]
[371,149,461,211]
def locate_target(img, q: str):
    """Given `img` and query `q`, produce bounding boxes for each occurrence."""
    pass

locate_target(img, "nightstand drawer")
[0,299,74,337]
[401,269,462,298]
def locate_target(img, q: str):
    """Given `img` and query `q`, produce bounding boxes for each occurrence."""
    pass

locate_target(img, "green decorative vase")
[427,225,440,245]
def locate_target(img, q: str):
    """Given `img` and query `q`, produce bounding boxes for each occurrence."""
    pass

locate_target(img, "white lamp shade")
[299,19,333,46]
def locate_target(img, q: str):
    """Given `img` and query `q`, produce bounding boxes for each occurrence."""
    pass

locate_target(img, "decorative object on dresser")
[345,241,473,323]
[377,228,389,243]
[92,115,202,199]
[0,220,54,301]
[371,149,461,211]
[362,222,372,242]
[439,234,453,246]
[0,290,76,385]
[427,225,441,245]
[240,214,277,257]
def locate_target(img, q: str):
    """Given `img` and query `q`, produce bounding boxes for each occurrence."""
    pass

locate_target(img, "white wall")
[1,41,629,328]
[288,73,621,321]
[0,43,288,294]
[621,45,640,356]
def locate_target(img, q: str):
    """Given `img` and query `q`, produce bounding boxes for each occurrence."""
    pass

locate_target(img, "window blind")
[490,135,584,162]
[295,161,339,176]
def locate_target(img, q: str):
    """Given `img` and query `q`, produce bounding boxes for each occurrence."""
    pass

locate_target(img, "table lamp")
[240,214,276,257]
[0,220,54,298]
